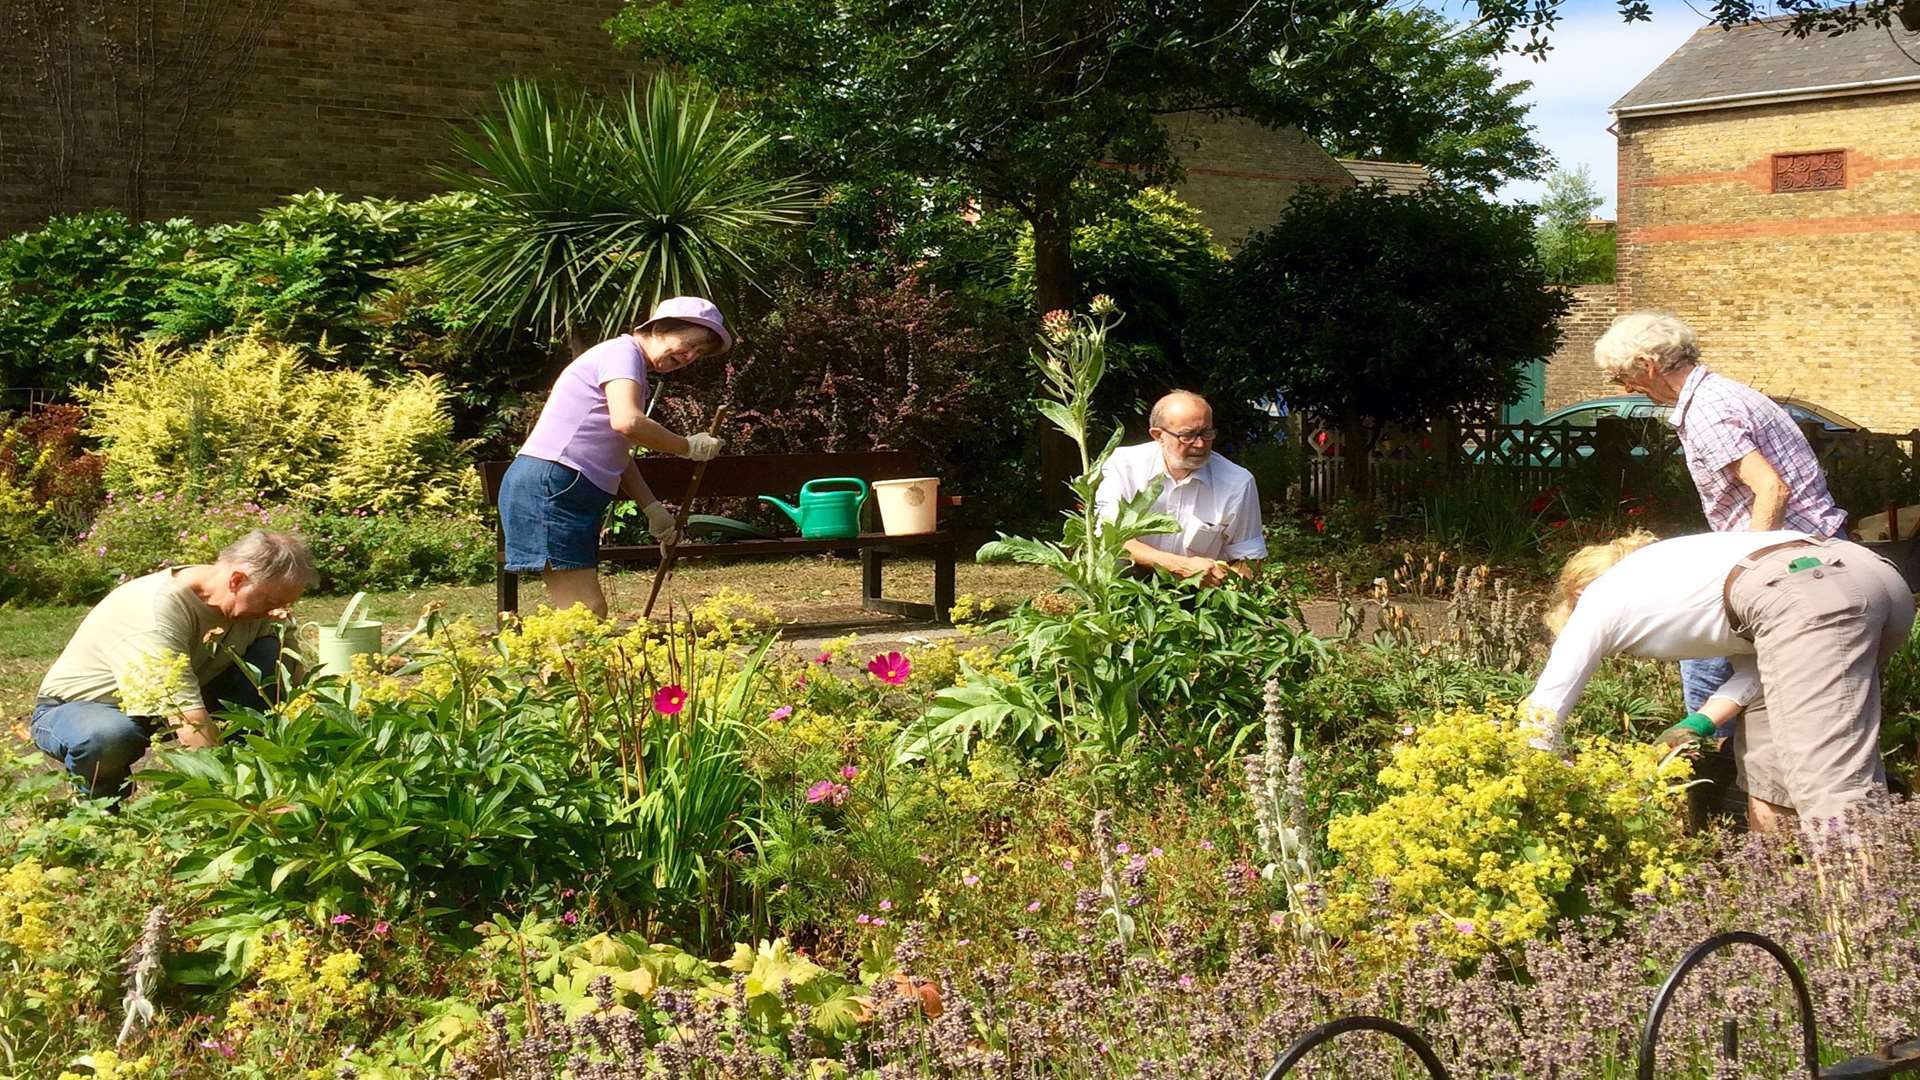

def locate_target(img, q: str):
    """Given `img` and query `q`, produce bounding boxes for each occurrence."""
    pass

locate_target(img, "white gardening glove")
[1520,701,1567,756]
[683,433,722,461]
[642,500,680,546]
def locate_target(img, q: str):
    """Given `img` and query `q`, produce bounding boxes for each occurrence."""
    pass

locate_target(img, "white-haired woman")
[1591,311,1848,758]
[499,297,732,618]
[1525,529,1911,833]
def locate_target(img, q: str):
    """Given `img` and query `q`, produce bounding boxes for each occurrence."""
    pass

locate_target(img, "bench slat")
[597,532,953,566]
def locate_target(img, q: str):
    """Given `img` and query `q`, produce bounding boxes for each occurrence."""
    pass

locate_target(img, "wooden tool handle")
[643,403,729,619]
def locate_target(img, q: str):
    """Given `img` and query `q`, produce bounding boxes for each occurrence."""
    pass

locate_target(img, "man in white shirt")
[1093,391,1267,587]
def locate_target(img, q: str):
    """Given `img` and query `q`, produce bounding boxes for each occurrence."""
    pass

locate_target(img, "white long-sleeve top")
[1525,530,1815,729]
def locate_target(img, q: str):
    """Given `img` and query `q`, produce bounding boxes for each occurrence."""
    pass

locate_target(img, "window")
[1772,150,1846,193]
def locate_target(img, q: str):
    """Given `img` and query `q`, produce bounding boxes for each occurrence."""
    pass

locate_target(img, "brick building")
[0,0,637,235]
[1,6,1419,251]
[1543,19,1920,432]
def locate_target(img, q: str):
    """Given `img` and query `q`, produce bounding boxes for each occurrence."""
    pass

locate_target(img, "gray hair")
[218,530,317,587]
[1149,390,1212,430]
[1593,312,1701,377]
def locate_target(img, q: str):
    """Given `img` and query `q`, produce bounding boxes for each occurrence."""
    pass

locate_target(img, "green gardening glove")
[1655,712,1718,750]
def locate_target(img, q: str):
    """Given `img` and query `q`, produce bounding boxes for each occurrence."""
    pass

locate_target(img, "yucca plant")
[420,75,810,353]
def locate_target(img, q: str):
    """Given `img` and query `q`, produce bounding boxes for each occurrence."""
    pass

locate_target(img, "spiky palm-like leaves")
[421,76,810,351]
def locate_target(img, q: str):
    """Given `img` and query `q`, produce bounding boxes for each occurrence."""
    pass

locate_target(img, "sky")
[1491,0,1710,216]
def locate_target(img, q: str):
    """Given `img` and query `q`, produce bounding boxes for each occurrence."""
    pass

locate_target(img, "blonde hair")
[1592,312,1699,378]
[1543,530,1658,635]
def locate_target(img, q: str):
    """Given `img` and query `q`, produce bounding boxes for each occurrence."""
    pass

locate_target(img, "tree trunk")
[1031,205,1078,511]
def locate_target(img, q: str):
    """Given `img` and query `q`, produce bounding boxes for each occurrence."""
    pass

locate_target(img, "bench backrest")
[479,451,932,506]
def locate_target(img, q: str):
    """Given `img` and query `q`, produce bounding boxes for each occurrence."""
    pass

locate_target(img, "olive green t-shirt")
[38,567,268,715]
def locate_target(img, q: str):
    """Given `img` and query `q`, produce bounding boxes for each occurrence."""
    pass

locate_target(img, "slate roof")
[1334,159,1432,194]
[1613,16,1920,116]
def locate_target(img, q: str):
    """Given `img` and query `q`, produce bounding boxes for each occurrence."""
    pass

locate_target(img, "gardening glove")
[1656,712,1718,751]
[1520,702,1566,756]
[642,500,680,547]
[684,432,722,461]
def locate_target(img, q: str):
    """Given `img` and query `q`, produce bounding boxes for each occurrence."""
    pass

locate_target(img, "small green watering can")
[760,477,870,540]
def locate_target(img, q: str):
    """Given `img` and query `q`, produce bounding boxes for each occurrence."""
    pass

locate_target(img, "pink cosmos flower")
[330,913,353,925]
[372,921,391,938]
[1026,901,1042,913]
[1200,840,1215,851]
[198,1039,238,1059]
[653,684,687,714]
[878,899,893,911]
[857,914,872,925]
[769,705,793,722]
[1062,859,1074,871]
[962,872,980,886]
[814,651,832,665]
[840,764,859,780]
[866,651,912,685]
[806,780,850,806]
[562,910,579,926]
[1114,842,1130,855]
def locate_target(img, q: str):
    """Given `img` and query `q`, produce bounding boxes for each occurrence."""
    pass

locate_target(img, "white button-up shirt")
[1093,442,1268,561]
[1525,530,1816,733]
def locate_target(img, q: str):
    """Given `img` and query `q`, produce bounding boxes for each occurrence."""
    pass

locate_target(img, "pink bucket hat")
[637,296,733,355]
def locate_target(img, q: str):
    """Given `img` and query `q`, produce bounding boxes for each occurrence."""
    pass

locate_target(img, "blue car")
[1539,394,1861,433]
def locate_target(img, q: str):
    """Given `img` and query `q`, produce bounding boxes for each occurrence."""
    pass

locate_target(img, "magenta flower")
[198,1039,237,1059]
[1026,900,1042,913]
[857,913,872,925]
[330,913,353,925]
[653,684,687,715]
[806,780,850,806]
[840,764,859,780]
[562,910,579,926]
[372,920,391,938]
[866,651,912,685]
[878,899,893,911]
[813,651,832,665]
[768,705,793,722]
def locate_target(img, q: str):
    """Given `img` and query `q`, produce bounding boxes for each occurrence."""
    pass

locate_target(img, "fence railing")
[1299,416,1920,522]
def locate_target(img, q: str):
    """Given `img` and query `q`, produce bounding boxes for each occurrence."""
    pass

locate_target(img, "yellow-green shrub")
[1321,703,1693,965]
[79,335,473,512]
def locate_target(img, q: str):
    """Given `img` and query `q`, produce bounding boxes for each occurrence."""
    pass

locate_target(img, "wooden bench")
[479,452,960,627]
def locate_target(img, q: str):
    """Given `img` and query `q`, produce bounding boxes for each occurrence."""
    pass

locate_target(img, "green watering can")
[760,477,870,540]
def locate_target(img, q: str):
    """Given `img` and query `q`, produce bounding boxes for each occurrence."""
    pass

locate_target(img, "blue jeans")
[1680,655,1737,732]
[32,636,283,798]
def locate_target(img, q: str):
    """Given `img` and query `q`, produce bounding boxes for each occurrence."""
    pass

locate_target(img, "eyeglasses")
[1156,427,1217,445]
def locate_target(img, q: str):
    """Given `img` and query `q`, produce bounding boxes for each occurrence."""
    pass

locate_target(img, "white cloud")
[1494,0,1706,215]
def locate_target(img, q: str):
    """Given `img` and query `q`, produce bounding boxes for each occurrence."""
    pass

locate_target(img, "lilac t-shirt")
[519,336,649,495]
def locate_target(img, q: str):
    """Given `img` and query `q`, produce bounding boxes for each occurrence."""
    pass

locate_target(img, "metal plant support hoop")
[1263,1015,1451,1080]
[1638,930,1920,1079]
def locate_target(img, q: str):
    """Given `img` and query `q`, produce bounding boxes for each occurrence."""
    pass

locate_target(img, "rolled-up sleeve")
[1706,655,1760,708]
[1221,474,1268,561]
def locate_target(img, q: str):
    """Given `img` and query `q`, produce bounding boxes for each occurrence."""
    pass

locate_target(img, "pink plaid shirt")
[1670,366,1846,536]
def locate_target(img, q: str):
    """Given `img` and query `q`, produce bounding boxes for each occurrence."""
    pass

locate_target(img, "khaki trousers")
[1727,539,1916,825]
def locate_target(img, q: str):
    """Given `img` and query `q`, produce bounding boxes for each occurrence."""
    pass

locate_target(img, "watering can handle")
[337,591,369,634]
[800,477,870,499]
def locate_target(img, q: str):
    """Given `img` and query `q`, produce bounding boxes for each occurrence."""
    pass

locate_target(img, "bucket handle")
[337,591,370,634]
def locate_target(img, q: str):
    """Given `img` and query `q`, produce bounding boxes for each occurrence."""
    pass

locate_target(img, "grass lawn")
[1,555,1054,725]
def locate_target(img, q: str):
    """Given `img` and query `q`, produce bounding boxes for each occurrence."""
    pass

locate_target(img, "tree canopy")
[1199,184,1568,490]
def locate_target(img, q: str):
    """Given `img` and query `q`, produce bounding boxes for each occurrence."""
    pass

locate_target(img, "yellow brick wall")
[1615,89,1920,434]
[1161,114,1358,250]
[1543,284,1624,411]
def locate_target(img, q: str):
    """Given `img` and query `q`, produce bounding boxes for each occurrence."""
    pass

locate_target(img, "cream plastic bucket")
[872,477,940,535]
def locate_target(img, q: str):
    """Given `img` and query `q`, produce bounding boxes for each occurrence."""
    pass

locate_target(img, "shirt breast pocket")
[1184,521,1228,559]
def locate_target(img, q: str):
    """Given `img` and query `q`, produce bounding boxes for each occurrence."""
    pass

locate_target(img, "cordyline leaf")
[419,75,812,349]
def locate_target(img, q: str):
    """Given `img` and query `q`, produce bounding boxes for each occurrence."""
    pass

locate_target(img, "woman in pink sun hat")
[499,296,733,617]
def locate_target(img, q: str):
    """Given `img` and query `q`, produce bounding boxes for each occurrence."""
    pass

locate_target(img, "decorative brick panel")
[1771,149,1847,192]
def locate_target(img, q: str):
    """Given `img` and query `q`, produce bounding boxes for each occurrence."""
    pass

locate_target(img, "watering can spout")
[758,495,804,527]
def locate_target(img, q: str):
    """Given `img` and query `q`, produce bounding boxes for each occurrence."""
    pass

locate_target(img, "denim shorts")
[499,455,615,572]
